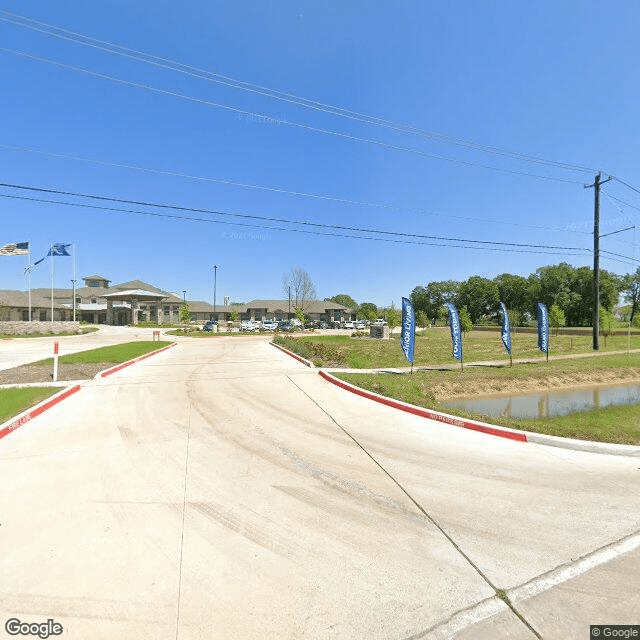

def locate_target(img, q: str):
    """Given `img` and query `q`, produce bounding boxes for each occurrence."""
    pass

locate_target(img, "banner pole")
[50,244,54,322]
[27,245,32,322]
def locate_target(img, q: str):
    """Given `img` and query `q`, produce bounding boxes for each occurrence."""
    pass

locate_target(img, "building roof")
[103,289,167,301]
[83,274,110,282]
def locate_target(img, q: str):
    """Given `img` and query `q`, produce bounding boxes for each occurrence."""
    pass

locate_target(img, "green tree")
[386,307,401,335]
[494,273,532,316]
[549,304,566,337]
[327,294,358,311]
[229,310,239,322]
[456,276,500,324]
[599,306,618,336]
[416,310,429,334]
[179,303,190,333]
[411,281,459,325]
[459,307,473,334]
[621,267,640,324]
[358,302,378,322]
[294,307,305,325]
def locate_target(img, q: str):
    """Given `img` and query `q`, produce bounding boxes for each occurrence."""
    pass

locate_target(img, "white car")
[261,320,278,331]
[343,320,355,330]
[354,320,366,330]
[240,320,258,332]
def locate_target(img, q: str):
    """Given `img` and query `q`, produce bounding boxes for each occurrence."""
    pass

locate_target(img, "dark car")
[277,321,295,332]
[202,320,218,332]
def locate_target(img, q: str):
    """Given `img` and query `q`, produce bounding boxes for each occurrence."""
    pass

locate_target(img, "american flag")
[0,242,29,256]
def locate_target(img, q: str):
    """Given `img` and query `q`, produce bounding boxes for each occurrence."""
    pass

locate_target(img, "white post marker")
[53,341,59,382]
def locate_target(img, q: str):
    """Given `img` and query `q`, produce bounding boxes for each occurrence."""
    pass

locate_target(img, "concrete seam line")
[318,370,527,442]
[269,340,314,367]
[287,376,542,640]
[508,528,640,604]
[403,596,507,640]
[0,384,81,441]
[99,342,178,378]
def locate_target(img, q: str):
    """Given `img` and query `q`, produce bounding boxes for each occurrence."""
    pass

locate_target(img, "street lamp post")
[213,265,218,320]
[71,279,77,322]
[288,286,291,320]
[182,290,186,304]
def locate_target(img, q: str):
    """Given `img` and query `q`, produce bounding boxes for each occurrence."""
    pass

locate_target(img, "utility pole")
[585,172,612,350]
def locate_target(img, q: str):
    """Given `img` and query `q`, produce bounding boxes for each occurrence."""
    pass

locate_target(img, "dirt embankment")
[432,368,640,400]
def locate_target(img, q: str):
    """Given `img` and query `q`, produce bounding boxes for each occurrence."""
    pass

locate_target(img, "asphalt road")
[1,336,638,639]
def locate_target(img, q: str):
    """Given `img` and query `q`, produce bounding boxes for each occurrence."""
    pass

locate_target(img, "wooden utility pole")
[585,172,612,350]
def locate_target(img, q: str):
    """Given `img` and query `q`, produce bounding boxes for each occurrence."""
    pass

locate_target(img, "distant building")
[0,276,354,325]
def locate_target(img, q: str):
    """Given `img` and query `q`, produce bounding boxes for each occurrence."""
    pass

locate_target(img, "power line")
[613,176,640,198]
[0,9,598,175]
[0,46,586,186]
[0,184,592,256]
[0,143,592,235]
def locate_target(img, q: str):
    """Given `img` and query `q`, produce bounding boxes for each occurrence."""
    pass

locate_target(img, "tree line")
[329,263,640,329]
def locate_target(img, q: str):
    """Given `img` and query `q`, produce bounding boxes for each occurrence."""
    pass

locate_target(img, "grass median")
[36,341,172,365]
[0,387,59,424]
[276,329,640,369]
[335,352,640,445]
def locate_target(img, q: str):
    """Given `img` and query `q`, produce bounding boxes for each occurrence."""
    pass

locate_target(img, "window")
[39,310,47,321]
[21,310,29,321]
[76,297,81,304]
[91,298,97,304]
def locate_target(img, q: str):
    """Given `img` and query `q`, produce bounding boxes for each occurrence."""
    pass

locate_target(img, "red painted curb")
[270,341,314,367]
[319,370,528,443]
[100,342,177,378]
[0,385,81,441]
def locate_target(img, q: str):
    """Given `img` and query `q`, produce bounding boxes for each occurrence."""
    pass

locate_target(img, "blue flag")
[401,297,415,364]
[446,303,463,361]
[47,243,71,257]
[499,302,511,355]
[537,302,549,353]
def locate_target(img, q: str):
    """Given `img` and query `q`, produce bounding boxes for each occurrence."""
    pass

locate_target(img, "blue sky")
[2,1,640,307]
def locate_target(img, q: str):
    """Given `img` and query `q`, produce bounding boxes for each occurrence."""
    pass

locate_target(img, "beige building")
[0,275,354,325]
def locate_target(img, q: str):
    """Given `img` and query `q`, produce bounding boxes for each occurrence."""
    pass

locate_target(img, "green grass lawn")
[37,341,172,365]
[336,353,640,445]
[0,387,59,424]
[283,329,640,368]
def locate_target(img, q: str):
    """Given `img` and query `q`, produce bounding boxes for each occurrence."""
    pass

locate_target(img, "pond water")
[441,382,640,419]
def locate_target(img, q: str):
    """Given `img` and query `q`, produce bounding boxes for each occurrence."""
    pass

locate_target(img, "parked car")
[354,320,366,330]
[202,320,218,332]
[343,320,355,330]
[261,320,278,331]
[277,321,295,332]
[318,320,329,329]
[240,320,258,332]
[372,319,387,326]
[290,318,303,327]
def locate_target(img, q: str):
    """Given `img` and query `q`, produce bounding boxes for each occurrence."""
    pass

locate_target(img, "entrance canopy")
[103,289,167,325]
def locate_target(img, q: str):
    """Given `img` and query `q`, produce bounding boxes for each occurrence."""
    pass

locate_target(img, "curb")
[0,385,81,441]
[270,341,315,368]
[98,342,178,378]
[318,371,640,457]
[0,342,179,443]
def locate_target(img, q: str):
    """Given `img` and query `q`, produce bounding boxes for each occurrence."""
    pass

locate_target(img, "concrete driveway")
[0,325,167,371]
[0,336,638,639]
